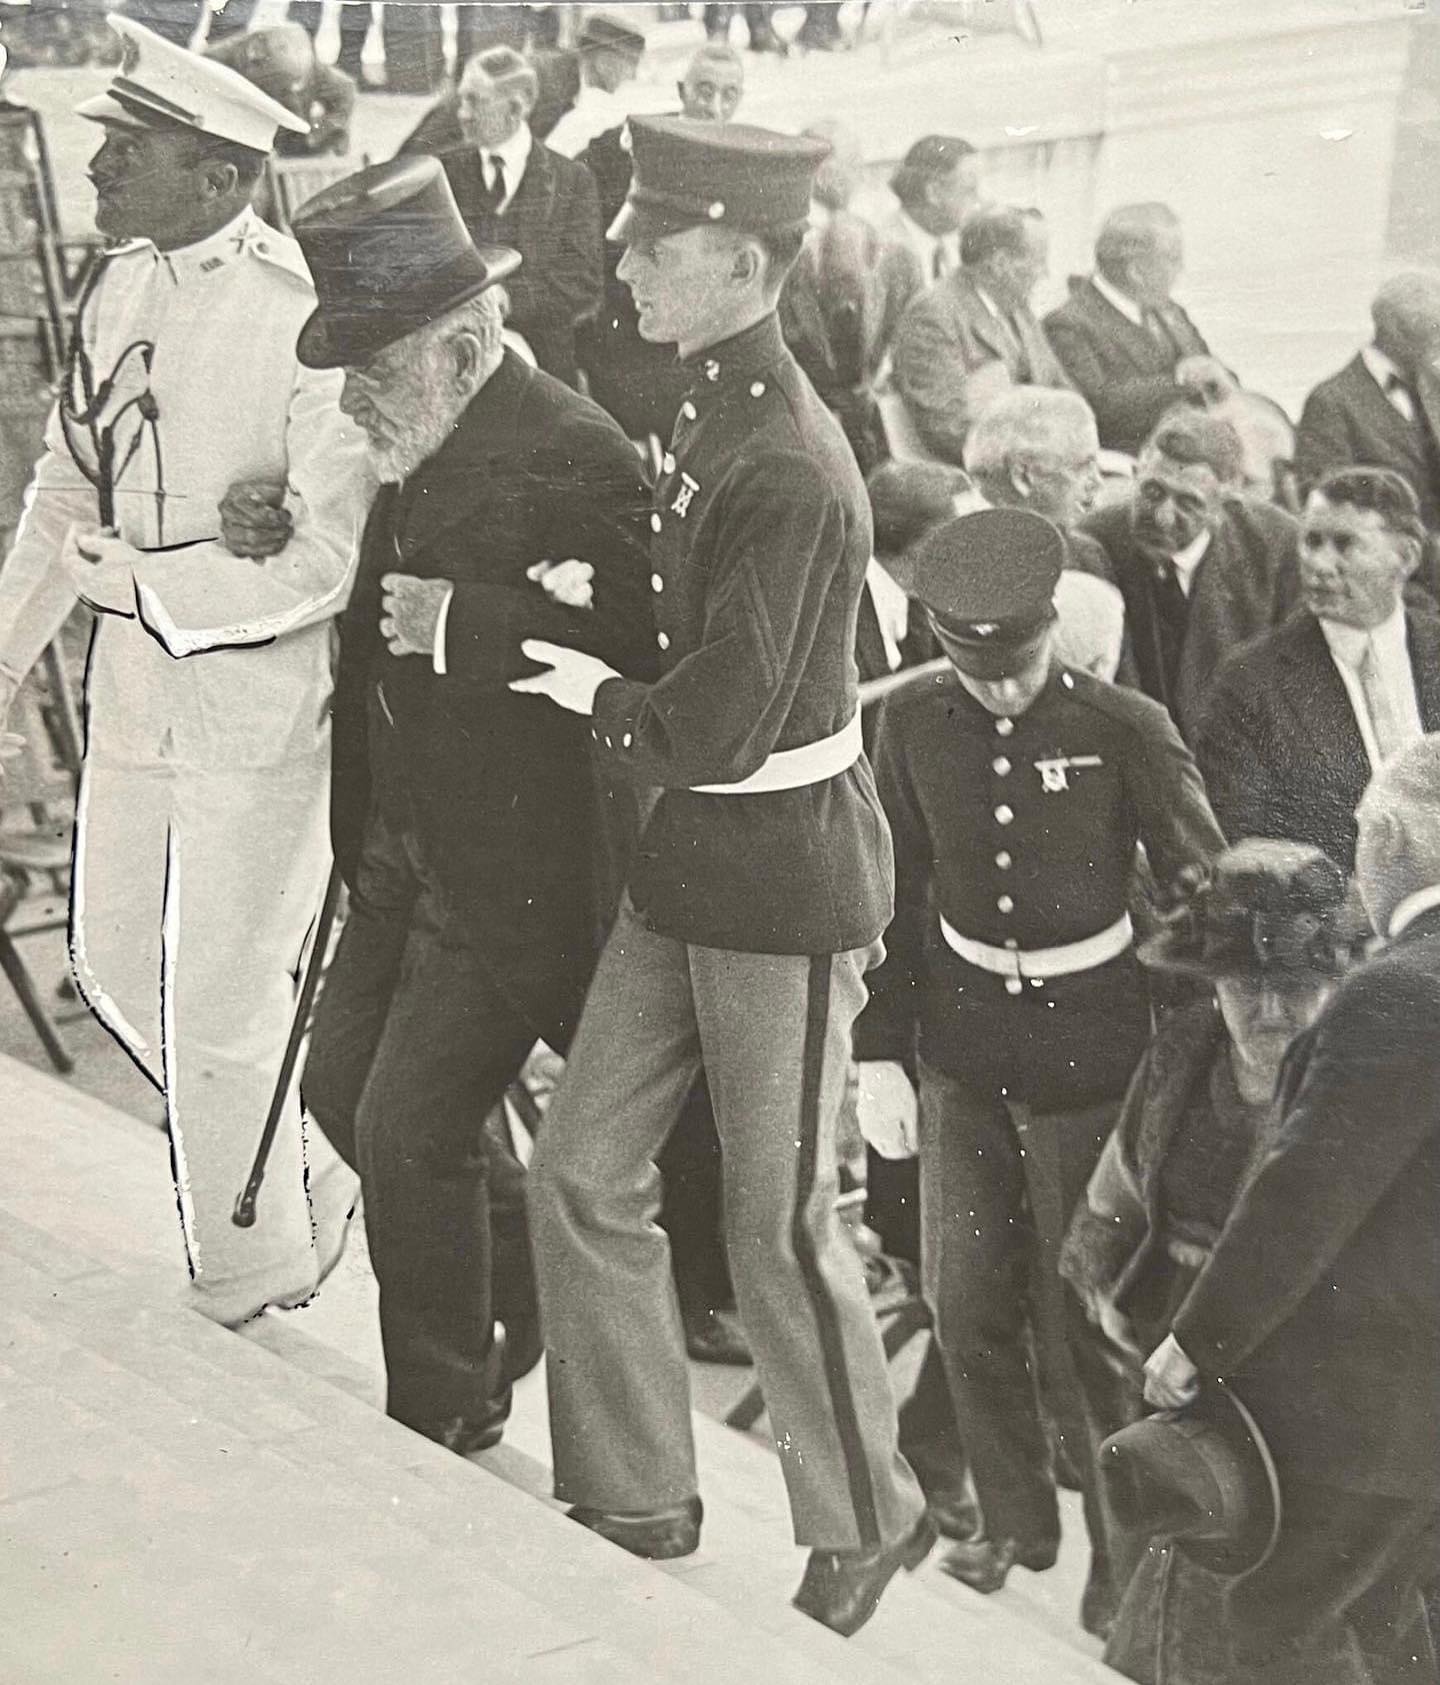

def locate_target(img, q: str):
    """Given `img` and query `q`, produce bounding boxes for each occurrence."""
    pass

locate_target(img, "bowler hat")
[1099,1385,1281,1578]
[291,156,520,371]
[610,115,829,244]
[1140,838,1364,981]
[909,507,1063,679]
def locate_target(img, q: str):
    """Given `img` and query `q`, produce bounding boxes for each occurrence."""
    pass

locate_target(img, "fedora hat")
[291,156,521,371]
[1140,838,1364,981]
[1099,1385,1282,1578]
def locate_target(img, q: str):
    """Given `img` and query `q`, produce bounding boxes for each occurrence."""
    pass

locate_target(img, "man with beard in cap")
[0,15,371,1328]
[510,116,931,1637]
[853,507,1223,1634]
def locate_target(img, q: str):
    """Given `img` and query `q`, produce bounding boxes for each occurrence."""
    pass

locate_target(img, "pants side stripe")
[791,952,881,1548]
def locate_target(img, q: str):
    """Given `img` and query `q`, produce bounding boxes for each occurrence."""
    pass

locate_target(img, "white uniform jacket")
[0,206,372,771]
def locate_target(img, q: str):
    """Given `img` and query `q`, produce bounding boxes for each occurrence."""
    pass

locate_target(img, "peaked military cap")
[578,14,647,54]
[292,156,520,370]
[77,14,307,152]
[910,507,1064,677]
[610,115,830,243]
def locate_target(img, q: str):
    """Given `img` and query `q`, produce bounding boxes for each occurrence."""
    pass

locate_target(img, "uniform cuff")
[432,584,455,675]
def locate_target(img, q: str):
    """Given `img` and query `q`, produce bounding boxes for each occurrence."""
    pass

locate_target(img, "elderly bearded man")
[511,118,931,1638]
[0,19,371,1328]
[289,159,655,1455]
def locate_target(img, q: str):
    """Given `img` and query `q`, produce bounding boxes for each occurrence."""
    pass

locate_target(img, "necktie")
[1152,559,1190,704]
[1385,372,1417,424]
[932,243,949,283]
[1357,638,1415,762]
[1142,307,1174,357]
[480,154,506,216]
[1006,313,1032,383]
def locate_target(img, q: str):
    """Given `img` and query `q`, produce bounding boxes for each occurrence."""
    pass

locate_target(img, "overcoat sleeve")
[588,451,847,789]
[1173,966,1440,1377]
[130,362,372,657]
[1121,694,1226,892]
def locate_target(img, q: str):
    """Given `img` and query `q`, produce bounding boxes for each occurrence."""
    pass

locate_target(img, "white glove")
[855,1060,920,1160]
[527,558,595,610]
[509,638,619,716]
[61,524,139,617]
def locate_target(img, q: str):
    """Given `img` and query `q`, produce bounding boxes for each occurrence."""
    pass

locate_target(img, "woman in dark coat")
[1060,837,1366,1680]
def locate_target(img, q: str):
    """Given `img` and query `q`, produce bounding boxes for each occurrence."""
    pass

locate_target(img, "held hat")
[76,15,308,152]
[1099,1385,1282,1578]
[1140,838,1364,981]
[609,114,830,244]
[909,507,1064,678]
[291,156,520,370]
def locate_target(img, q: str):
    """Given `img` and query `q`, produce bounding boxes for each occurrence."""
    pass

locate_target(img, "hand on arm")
[379,572,452,658]
[1144,1333,1200,1408]
[219,478,293,560]
[510,638,619,715]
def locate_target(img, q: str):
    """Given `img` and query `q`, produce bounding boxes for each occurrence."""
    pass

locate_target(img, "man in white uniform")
[0,18,372,1327]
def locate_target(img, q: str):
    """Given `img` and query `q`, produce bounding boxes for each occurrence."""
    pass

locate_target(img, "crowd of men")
[0,9,1437,1681]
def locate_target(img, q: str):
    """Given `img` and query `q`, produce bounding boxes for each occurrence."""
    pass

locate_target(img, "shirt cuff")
[432,585,455,675]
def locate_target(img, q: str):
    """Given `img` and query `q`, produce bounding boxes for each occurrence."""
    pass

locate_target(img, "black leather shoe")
[569,1494,702,1560]
[938,1534,1059,1593]
[924,1486,982,1543]
[747,25,788,53]
[415,1394,511,1458]
[683,1307,753,1366]
[793,1510,938,1637]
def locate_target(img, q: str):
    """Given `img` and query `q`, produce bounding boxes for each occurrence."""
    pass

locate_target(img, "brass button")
[650,513,663,533]
[657,631,670,650]
[997,894,1015,914]
[994,804,1014,825]
[651,573,664,593]
[995,717,1015,737]
[995,851,1012,869]
[992,756,1011,776]
[1005,978,1024,995]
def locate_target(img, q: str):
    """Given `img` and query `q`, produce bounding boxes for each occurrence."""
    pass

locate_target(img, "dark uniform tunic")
[530,311,925,1551]
[859,661,1224,1107]
[589,311,893,955]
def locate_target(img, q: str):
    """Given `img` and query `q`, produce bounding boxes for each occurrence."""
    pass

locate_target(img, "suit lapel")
[1342,356,1427,468]
[1081,281,1165,375]
[504,141,556,238]
[1406,610,1440,729]
[1276,614,1370,792]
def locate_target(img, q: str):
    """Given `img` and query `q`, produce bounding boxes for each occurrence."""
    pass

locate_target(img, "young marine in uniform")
[511,116,931,1637]
[855,508,1224,1631]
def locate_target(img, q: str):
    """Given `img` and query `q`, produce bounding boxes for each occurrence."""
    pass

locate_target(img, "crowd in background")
[1,6,1437,1683]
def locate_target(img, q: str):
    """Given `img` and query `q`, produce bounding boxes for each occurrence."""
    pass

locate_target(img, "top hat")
[908,507,1064,678]
[1099,1385,1282,1578]
[1140,838,1364,981]
[291,156,521,371]
[76,15,307,152]
[610,115,830,244]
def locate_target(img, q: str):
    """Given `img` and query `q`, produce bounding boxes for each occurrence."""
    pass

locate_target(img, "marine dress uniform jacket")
[1194,605,1440,874]
[530,313,926,1554]
[1081,495,1301,743]
[0,208,372,1325]
[400,110,603,387]
[1043,276,1212,457]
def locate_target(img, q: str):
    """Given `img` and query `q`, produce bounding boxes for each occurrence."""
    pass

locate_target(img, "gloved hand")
[61,524,140,617]
[1143,1332,1201,1410]
[527,558,594,610]
[854,1060,920,1160]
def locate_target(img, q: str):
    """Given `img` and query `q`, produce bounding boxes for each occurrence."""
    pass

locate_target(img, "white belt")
[690,713,862,796]
[938,911,1133,989]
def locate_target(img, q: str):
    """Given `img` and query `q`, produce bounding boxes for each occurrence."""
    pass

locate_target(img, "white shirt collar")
[1169,527,1210,592]
[1317,601,1409,671]
[973,282,1005,321]
[482,123,533,207]
[1361,344,1404,393]
[1092,270,1145,327]
[1389,883,1440,938]
[898,208,957,277]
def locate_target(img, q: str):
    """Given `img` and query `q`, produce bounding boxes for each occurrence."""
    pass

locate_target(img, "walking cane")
[232,863,344,1228]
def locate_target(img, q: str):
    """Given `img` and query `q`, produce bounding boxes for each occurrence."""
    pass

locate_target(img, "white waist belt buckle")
[938,911,1134,995]
[690,712,862,796]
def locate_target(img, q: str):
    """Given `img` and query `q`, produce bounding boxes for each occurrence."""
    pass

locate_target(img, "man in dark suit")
[1143,732,1440,1685]
[1197,468,1440,873]
[1081,408,1301,742]
[1295,272,1440,530]
[892,205,1070,466]
[288,159,654,1456]
[399,45,603,387]
[873,134,980,371]
[1044,204,1230,457]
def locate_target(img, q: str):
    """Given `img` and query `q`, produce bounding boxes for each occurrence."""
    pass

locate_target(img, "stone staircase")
[1,1052,1120,1684]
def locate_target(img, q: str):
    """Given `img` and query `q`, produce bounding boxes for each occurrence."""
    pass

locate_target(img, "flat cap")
[579,14,647,54]
[911,507,1064,676]
[610,115,829,243]
[77,14,307,151]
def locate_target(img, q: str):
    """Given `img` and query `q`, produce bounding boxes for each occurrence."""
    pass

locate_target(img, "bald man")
[1045,204,1230,457]
[399,45,602,386]
[1296,272,1440,534]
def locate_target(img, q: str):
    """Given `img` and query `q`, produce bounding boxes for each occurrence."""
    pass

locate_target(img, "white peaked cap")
[75,15,308,152]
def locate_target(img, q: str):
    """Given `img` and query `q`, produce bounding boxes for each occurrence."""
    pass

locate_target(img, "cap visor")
[935,626,1050,681]
[75,92,152,128]
[607,199,701,245]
